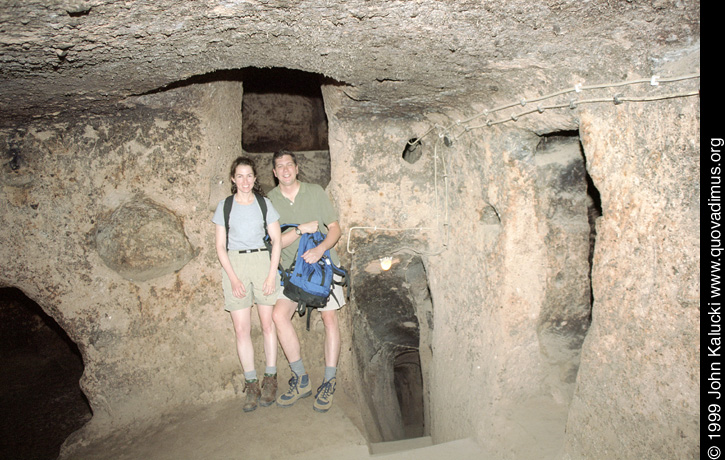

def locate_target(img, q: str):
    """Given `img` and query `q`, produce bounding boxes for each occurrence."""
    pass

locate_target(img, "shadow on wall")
[534,131,600,404]
[0,287,92,460]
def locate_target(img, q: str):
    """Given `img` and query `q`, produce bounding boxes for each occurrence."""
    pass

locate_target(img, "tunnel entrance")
[240,67,331,193]
[0,287,92,459]
[393,350,425,439]
[348,245,433,444]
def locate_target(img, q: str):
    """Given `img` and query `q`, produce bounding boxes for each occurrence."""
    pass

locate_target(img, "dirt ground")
[1,288,566,460]
[60,385,566,460]
[62,377,372,460]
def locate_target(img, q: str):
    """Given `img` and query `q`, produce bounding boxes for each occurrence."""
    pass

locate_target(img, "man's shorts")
[221,250,280,311]
[278,273,346,312]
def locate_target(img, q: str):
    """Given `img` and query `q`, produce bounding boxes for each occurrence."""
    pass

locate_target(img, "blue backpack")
[281,224,348,331]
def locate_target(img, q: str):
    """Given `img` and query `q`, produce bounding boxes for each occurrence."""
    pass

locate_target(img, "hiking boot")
[276,371,311,407]
[259,374,277,407]
[242,380,261,412]
[313,377,336,413]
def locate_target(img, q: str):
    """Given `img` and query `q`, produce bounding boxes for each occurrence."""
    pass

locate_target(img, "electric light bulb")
[380,257,393,271]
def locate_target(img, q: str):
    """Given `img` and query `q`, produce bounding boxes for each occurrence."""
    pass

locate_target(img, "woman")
[212,156,282,412]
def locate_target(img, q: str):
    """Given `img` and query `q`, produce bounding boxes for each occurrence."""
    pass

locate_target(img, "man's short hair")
[272,149,297,169]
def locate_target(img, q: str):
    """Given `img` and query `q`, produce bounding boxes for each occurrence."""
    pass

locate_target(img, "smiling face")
[273,154,299,187]
[232,164,256,194]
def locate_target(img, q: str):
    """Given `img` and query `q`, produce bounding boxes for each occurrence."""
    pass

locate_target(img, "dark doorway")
[393,350,425,438]
[241,67,328,153]
[0,287,92,460]
[349,248,433,443]
[240,67,331,193]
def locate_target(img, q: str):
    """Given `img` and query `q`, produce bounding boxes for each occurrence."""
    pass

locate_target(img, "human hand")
[299,221,319,234]
[302,245,325,264]
[262,275,277,296]
[231,278,247,298]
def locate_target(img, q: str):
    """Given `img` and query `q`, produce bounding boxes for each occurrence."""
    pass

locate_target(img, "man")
[268,150,345,413]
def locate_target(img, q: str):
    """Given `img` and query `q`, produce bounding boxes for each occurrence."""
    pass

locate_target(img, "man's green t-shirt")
[267,182,340,269]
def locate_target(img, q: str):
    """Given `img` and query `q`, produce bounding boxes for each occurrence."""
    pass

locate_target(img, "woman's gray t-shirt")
[212,196,280,251]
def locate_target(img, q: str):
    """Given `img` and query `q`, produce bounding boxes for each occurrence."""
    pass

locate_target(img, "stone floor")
[63,390,369,460]
[1,287,563,460]
[61,392,489,460]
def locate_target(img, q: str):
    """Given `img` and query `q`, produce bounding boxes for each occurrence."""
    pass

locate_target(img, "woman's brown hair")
[229,156,265,196]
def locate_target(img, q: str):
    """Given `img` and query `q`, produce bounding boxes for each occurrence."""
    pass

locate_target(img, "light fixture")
[379,257,393,271]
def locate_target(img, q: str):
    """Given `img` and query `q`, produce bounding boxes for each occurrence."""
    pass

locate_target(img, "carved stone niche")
[95,197,195,282]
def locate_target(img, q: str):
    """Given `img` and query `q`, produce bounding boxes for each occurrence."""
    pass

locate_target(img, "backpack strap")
[254,192,268,237]
[223,193,269,252]
[223,195,234,251]
[278,224,298,287]
[254,192,272,254]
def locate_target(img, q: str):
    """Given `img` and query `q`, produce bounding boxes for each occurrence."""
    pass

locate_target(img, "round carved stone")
[95,198,195,282]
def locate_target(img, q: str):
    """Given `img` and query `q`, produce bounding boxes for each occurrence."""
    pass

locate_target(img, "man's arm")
[279,220,317,249]
[302,221,341,264]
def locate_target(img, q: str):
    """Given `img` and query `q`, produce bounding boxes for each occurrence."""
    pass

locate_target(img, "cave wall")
[0,80,339,450]
[323,83,581,458]
[242,79,328,153]
[534,135,593,405]
[0,56,700,460]
[323,67,699,459]
[564,96,700,459]
[0,81,239,441]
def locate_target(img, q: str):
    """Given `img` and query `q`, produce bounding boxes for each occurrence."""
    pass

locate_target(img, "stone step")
[295,437,486,460]
[369,436,433,455]
[369,437,485,459]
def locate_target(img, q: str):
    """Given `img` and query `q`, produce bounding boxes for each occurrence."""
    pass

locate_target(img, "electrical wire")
[345,72,700,256]
[413,73,700,146]
[461,90,701,131]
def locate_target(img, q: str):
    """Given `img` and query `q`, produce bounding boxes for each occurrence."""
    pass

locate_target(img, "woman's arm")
[263,221,282,295]
[215,224,246,298]
[279,224,301,249]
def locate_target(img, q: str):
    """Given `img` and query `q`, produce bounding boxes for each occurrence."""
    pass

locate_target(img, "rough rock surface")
[0,1,699,125]
[534,135,592,405]
[95,197,196,281]
[0,2,700,460]
[566,94,700,460]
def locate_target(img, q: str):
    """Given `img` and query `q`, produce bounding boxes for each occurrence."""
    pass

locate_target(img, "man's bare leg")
[320,309,340,369]
[272,298,301,363]
[273,297,311,406]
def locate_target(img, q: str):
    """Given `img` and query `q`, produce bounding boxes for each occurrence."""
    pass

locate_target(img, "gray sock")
[244,370,258,382]
[290,359,306,376]
[324,366,337,382]
[265,366,277,376]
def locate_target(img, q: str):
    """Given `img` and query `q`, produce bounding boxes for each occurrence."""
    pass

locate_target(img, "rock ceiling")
[0,0,700,128]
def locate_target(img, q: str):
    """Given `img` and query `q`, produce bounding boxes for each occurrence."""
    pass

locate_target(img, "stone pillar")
[564,97,700,459]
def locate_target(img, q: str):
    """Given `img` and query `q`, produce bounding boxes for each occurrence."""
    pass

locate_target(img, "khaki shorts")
[222,250,280,311]
[279,274,347,312]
